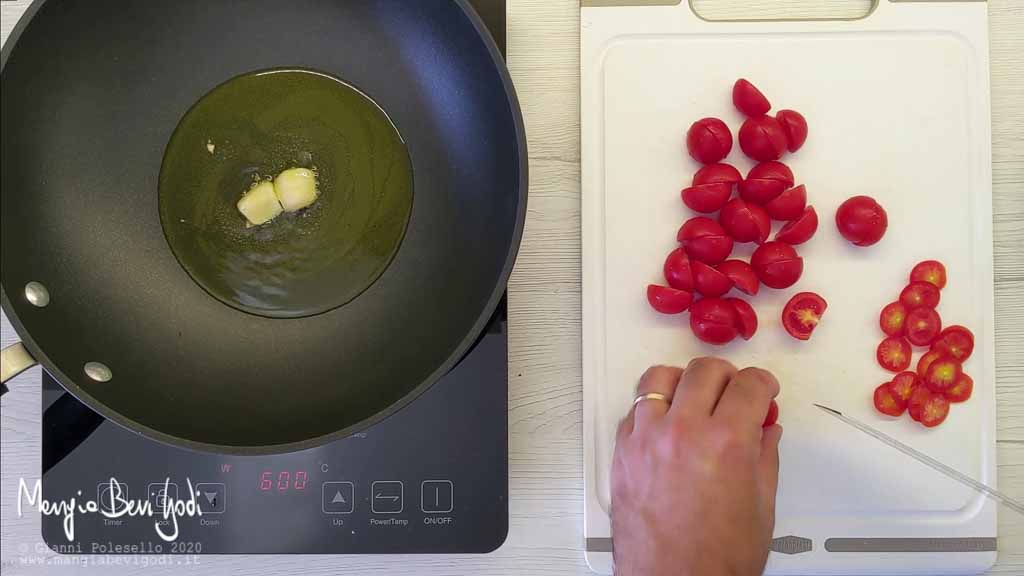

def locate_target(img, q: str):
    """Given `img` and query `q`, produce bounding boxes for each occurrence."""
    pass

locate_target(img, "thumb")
[758,424,783,523]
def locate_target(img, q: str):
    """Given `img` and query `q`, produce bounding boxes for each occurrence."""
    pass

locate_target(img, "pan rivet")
[84,362,112,383]
[24,282,50,308]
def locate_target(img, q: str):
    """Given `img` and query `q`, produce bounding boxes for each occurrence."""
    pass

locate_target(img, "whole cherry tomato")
[775,110,808,152]
[738,115,788,162]
[750,241,803,289]
[677,217,734,265]
[836,196,888,247]
[689,297,740,345]
[686,118,733,164]
[733,79,771,117]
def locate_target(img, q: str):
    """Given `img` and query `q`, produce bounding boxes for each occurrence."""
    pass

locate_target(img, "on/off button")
[421,481,453,514]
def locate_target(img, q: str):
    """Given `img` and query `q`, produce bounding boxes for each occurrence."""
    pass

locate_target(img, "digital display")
[259,470,308,492]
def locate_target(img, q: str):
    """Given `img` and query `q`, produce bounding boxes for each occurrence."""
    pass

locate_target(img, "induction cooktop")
[39,0,510,555]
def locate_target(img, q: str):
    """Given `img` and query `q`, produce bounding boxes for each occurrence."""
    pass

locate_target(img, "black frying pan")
[0,0,526,454]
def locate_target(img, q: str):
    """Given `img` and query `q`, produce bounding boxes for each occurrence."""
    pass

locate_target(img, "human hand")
[611,359,782,576]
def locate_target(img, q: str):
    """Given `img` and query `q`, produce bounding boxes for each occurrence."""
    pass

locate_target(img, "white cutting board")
[581,1,995,574]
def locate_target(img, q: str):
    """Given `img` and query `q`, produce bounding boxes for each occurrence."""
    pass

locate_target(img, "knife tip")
[813,403,843,416]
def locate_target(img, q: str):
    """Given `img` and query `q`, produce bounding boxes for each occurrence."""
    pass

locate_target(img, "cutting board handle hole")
[690,0,875,22]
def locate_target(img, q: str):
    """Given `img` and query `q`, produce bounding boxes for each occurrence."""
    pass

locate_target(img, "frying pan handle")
[0,342,38,394]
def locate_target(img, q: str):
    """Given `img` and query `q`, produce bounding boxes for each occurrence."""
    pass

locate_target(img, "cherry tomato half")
[751,242,803,289]
[774,207,818,245]
[678,217,733,265]
[924,357,962,393]
[764,185,807,221]
[677,216,727,241]
[646,285,693,315]
[727,298,758,340]
[716,259,759,296]
[719,198,771,244]
[663,248,694,291]
[775,109,808,153]
[918,393,950,428]
[763,399,779,427]
[910,260,947,290]
[888,371,919,403]
[781,292,828,341]
[945,373,973,403]
[738,116,788,162]
[900,281,941,310]
[917,349,945,378]
[879,301,908,337]
[689,297,740,345]
[874,382,906,417]
[905,307,942,347]
[747,161,794,188]
[693,163,743,188]
[932,325,974,362]
[733,79,771,117]
[686,118,733,165]
[692,261,735,298]
[738,178,786,205]
[835,196,888,247]
[682,183,733,213]
[877,336,912,372]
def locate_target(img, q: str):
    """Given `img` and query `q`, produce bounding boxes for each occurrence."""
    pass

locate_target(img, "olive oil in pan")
[159,69,413,318]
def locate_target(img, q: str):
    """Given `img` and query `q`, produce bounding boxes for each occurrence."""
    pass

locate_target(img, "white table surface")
[1,1,1021,574]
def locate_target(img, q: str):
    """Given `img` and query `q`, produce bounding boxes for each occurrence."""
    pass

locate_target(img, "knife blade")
[813,403,1024,516]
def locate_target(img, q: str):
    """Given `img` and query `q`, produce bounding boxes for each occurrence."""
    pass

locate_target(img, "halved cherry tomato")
[682,183,733,213]
[751,241,803,289]
[905,307,942,347]
[877,336,912,372]
[764,185,807,221]
[908,386,932,422]
[716,260,759,296]
[879,301,908,337]
[763,399,779,427]
[932,325,974,362]
[774,207,818,245]
[775,109,808,152]
[835,196,888,247]
[738,178,786,205]
[689,297,740,345]
[727,298,758,340]
[719,199,771,244]
[781,292,827,341]
[686,117,733,165]
[647,285,693,315]
[663,248,694,291]
[747,161,794,188]
[873,382,906,417]
[739,116,788,162]
[945,373,973,403]
[924,357,962,393]
[918,393,950,428]
[677,216,726,241]
[888,371,919,403]
[917,349,945,378]
[692,261,735,297]
[678,217,734,265]
[910,260,947,290]
[693,163,743,188]
[900,281,941,310]
[733,79,771,117]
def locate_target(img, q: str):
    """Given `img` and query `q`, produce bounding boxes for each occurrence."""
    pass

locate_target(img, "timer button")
[322,482,355,515]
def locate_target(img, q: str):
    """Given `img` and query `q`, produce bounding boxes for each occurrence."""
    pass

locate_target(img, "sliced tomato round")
[879,301,908,337]
[716,259,759,296]
[719,198,771,244]
[751,242,803,289]
[899,281,941,310]
[682,183,733,213]
[663,247,694,291]
[726,298,758,340]
[774,206,818,245]
[764,185,807,221]
[686,117,733,165]
[689,297,740,345]
[646,285,693,315]
[775,109,808,152]
[932,325,974,362]
[908,386,933,422]
[835,196,888,247]
[925,357,962,393]
[917,349,945,378]
[918,394,950,428]
[677,216,726,241]
[905,307,942,347]
[877,336,912,372]
[747,161,794,188]
[738,178,786,205]
[693,163,742,187]
[738,115,788,162]
[691,261,735,297]
[781,292,827,341]
[763,399,779,427]
[945,373,974,403]
[888,371,919,403]
[873,382,906,417]
[910,260,947,290]
[733,78,771,117]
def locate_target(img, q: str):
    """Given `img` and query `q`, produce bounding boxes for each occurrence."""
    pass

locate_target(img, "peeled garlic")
[237,181,283,226]
[274,168,319,212]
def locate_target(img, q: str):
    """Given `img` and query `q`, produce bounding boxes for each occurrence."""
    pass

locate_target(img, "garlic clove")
[274,168,319,212]
[237,181,283,226]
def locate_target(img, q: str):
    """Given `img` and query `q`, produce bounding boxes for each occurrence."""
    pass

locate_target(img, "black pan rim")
[0,0,528,456]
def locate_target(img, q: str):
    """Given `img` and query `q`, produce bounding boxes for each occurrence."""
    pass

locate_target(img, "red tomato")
[689,298,740,345]
[693,163,742,187]
[879,301,908,337]
[692,261,735,297]
[738,116,788,162]
[677,216,726,241]
[910,260,947,290]
[685,236,734,265]
[932,325,974,362]
[873,382,906,417]
[686,117,733,165]
[763,399,779,427]
[727,298,758,340]
[908,386,932,422]
[764,185,807,221]
[719,199,771,244]
[905,307,941,347]
[747,161,794,188]
[888,371,919,403]
[899,281,941,310]
[945,373,974,403]
[877,336,912,372]
[682,183,733,213]
[781,292,827,341]
[663,248,694,291]
[918,394,950,428]
[733,78,771,117]
[917,349,945,378]
[774,207,818,245]
[925,357,962,393]
[716,260,759,296]
[647,285,693,315]
[738,179,786,205]
[751,241,803,289]
[775,109,808,152]
[835,196,888,247]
